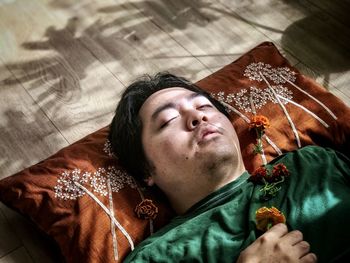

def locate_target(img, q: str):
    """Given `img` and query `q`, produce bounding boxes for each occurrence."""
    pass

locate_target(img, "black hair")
[108,72,229,182]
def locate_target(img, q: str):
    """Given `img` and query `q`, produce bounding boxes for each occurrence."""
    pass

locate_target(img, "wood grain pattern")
[129,0,273,70]
[0,60,68,179]
[40,0,212,82]
[0,0,125,144]
[0,0,349,261]
[218,0,350,98]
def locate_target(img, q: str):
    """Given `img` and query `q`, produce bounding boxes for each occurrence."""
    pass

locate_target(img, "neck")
[169,161,245,215]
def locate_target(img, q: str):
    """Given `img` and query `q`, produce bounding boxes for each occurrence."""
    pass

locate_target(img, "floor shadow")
[1,0,222,175]
[280,0,350,89]
[216,0,350,90]
[98,0,219,31]
[1,17,88,122]
[0,109,66,179]
[3,0,221,96]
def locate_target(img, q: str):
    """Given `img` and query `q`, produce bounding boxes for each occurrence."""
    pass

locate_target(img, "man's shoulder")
[273,145,346,163]
[270,145,350,179]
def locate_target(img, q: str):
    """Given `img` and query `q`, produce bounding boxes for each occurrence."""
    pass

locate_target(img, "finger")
[265,223,288,238]
[300,252,317,263]
[282,230,304,245]
[249,224,287,250]
[294,240,311,257]
[256,223,288,245]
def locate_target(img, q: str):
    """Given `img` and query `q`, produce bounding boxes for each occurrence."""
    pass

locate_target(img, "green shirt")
[125,146,350,263]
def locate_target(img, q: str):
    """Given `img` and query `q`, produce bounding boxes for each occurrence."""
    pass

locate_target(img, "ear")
[144,176,155,187]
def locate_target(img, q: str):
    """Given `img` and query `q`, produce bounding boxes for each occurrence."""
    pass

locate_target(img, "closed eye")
[198,104,213,109]
[159,116,178,129]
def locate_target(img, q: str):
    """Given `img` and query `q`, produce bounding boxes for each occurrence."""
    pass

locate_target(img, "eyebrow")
[151,92,204,121]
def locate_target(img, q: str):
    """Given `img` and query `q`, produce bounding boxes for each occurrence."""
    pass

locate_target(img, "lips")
[202,130,216,138]
[196,124,222,144]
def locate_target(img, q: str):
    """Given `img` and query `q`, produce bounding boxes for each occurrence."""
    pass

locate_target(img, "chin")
[201,150,236,173]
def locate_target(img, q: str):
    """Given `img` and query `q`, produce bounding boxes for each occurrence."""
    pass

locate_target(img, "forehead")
[147,87,196,104]
[139,87,198,117]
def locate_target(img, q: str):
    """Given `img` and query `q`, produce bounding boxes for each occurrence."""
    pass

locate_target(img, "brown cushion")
[197,42,349,171]
[0,127,173,262]
[0,42,349,262]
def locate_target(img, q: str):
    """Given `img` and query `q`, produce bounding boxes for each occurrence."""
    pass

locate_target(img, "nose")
[187,110,208,130]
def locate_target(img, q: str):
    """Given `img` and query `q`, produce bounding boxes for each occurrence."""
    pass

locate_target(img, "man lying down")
[109,73,350,263]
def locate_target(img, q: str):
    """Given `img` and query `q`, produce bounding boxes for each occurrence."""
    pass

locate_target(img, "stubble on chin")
[197,149,237,182]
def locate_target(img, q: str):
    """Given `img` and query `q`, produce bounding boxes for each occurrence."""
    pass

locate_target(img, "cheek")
[144,136,173,160]
[159,139,185,160]
[215,115,232,130]
[146,136,189,167]
[223,120,241,149]
[216,116,239,140]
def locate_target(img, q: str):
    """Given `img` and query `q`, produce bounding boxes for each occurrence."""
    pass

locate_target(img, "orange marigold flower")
[249,115,270,131]
[256,206,286,232]
[135,199,159,220]
[250,166,267,184]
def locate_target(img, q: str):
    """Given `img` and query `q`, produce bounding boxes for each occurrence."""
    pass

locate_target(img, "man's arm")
[237,224,317,263]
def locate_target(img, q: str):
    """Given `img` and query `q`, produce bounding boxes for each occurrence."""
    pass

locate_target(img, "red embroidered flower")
[256,206,286,232]
[135,199,159,220]
[249,115,270,132]
[271,163,290,182]
[250,163,290,200]
[250,166,267,184]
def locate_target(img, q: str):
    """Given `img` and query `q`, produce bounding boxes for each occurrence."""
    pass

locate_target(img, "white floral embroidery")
[54,166,138,261]
[103,139,115,157]
[212,86,293,113]
[244,62,296,84]
[108,166,137,192]
[54,166,136,200]
[54,169,91,200]
[270,66,296,84]
[90,168,108,196]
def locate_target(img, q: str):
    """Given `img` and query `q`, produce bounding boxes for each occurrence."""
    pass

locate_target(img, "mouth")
[202,130,217,138]
[197,124,223,144]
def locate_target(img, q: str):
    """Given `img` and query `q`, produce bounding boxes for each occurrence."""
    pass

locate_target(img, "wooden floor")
[0,0,349,262]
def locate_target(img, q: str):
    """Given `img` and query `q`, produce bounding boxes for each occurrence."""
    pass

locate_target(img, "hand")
[237,223,317,263]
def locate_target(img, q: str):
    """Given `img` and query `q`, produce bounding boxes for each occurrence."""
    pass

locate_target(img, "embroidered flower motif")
[250,167,267,184]
[135,199,159,220]
[271,163,290,181]
[54,166,136,200]
[244,62,296,84]
[249,115,270,155]
[103,139,115,158]
[256,206,286,232]
[211,86,293,114]
[250,164,290,201]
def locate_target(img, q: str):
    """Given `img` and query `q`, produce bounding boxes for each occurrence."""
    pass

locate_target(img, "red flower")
[271,163,290,182]
[250,163,290,200]
[135,199,159,220]
[256,206,286,232]
[250,167,267,184]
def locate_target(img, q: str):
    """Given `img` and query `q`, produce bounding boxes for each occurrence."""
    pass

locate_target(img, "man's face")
[139,87,242,196]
